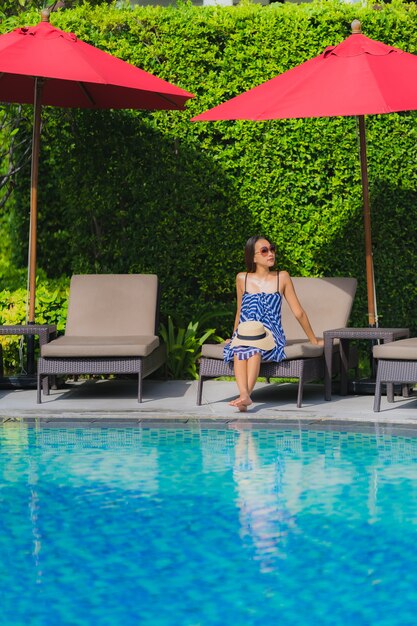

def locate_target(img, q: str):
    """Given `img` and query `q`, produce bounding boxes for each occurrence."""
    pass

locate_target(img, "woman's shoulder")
[235,271,247,292]
[277,270,292,291]
[278,269,291,282]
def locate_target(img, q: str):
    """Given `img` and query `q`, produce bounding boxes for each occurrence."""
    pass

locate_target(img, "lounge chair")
[37,274,166,403]
[373,337,417,411]
[197,277,357,408]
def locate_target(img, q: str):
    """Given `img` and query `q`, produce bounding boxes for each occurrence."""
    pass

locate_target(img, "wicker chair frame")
[197,355,324,408]
[37,345,166,404]
[374,359,417,412]
[36,276,165,404]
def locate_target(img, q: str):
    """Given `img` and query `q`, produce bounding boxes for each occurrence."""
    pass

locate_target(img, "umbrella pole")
[27,77,43,374]
[357,114,377,327]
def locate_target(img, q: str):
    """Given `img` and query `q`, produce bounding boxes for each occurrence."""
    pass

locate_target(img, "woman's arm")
[233,272,245,333]
[225,273,245,344]
[281,271,323,346]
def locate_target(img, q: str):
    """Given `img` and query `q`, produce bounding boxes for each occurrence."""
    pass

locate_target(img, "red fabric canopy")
[192,33,417,121]
[0,20,193,109]
[0,13,193,333]
[192,25,417,326]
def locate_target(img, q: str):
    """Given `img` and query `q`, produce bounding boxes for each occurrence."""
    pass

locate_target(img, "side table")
[0,324,57,376]
[324,327,410,401]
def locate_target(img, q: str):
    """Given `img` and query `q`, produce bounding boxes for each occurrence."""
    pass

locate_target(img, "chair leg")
[402,384,410,398]
[197,376,204,406]
[296,375,304,408]
[373,370,383,412]
[41,373,50,396]
[138,372,143,403]
[37,374,42,404]
[387,383,394,403]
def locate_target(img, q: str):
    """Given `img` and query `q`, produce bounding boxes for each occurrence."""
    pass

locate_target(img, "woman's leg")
[247,353,261,395]
[230,356,249,406]
[230,354,261,411]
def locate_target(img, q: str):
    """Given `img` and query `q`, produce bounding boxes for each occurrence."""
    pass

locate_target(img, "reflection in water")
[233,428,295,572]
[29,456,42,586]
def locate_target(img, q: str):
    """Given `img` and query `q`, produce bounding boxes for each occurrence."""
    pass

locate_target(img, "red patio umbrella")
[192,20,417,326]
[0,9,193,330]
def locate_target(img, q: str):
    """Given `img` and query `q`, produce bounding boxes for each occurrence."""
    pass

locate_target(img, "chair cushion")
[201,340,323,361]
[65,274,158,337]
[201,343,226,359]
[373,337,417,360]
[284,340,323,359]
[282,277,357,342]
[41,335,160,358]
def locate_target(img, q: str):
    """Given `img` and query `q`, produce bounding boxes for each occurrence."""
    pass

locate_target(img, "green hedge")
[2,0,417,341]
[0,276,69,371]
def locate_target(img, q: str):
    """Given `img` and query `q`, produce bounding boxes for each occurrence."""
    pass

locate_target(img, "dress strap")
[276,270,280,293]
[244,272,248,293]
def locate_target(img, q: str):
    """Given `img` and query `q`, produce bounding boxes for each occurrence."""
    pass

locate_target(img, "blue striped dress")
[224,272,286,363]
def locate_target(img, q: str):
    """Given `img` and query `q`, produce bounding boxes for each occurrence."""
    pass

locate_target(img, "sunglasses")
[255,244,276,257]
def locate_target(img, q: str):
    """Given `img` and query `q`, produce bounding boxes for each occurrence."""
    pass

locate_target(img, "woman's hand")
[310,337,324,346]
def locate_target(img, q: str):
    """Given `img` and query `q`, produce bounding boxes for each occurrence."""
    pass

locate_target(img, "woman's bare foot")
[235,397,252,412]
[229,397,243,407]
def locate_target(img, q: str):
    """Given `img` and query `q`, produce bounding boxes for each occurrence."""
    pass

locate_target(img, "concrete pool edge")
[3,414,417,439]
[1,378,417,427]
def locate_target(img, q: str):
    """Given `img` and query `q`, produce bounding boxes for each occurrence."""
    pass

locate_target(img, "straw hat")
[230,320,275,350]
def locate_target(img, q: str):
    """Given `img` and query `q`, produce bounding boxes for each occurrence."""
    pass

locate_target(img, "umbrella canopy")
[0,10,193,333]
[0,15,192,110]
[192,20,417,326]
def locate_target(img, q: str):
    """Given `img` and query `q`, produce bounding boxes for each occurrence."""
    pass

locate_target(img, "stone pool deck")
[1,377,417,427]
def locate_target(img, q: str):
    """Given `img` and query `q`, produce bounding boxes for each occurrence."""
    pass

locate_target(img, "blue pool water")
[1,424,417,626]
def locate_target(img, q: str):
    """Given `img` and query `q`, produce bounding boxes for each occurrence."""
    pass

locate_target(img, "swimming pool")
[1,422,417,626]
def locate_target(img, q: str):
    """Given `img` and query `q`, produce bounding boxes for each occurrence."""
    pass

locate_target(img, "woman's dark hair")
[244,235,271,272]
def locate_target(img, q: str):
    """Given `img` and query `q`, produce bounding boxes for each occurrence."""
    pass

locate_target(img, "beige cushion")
[283,340,323,359]
[201,340,323,361]
[65,274,158,337]
[201,343,226,359]
[41,335,159,358]
[373,337,417,360]
[282,277,357,341]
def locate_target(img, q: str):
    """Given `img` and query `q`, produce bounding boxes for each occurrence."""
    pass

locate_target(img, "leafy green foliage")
[2,0,417,368]
[160,315,223,379]
[0,0,116,20]
[0,0,36,20]
[0,277,69,371]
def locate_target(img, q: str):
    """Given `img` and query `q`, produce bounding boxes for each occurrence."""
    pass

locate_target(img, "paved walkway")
[1,377,417,426]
